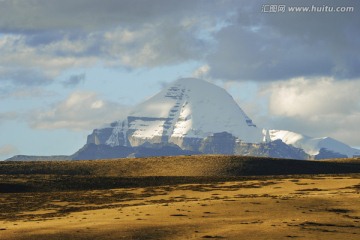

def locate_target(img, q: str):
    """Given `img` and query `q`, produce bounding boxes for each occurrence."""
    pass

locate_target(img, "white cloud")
[102,25,207,68]
[29,91,129,131]
[0,144,19,159]
[0,34,97,86]
[267,77,360,117]
[192,64,210,78]
[261,77,360,146]
[91,100,104,109]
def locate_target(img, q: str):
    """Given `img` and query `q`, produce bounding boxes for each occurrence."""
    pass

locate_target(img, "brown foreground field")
[0,156,359,240]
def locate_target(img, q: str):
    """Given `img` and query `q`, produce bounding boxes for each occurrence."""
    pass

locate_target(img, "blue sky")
[1,0,360,159]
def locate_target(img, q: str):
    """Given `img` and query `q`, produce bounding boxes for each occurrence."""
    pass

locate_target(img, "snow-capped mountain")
[88,78,263,149]
[269,130,359,158]
[81,78,359,160]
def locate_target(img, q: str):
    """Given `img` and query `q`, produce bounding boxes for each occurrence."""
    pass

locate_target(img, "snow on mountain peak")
[269,129,359,157]
[105,78,263,146]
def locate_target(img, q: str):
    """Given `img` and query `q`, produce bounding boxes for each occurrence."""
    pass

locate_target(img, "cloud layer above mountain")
[1,0,359,84]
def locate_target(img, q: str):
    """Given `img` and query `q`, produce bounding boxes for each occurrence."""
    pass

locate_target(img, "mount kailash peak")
[7,78,360,161]
[78,78,359,160]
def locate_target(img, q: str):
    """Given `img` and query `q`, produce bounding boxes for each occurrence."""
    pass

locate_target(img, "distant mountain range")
[7,78,360,161]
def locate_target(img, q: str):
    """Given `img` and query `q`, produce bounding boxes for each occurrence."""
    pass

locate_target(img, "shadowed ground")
[1,155,359,177]
[0,156,359,239]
